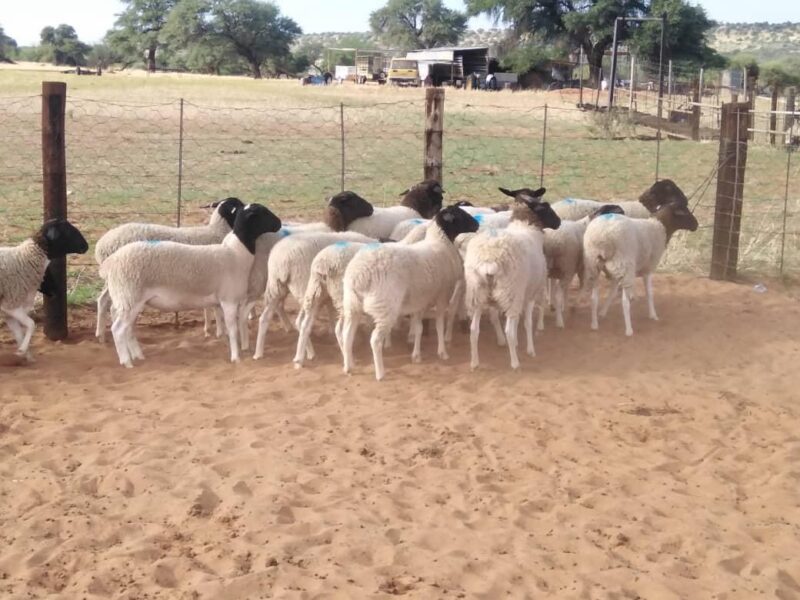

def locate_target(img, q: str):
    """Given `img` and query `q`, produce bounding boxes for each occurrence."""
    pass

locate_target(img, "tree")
[0,25,18,63]
[631,0,724,68]
[40,24,91,66]
[87,43,119,71]
[465,0,647,83]
[165,0,302,79]
[108,0,178,72]
[369,0,467,50]
[761,62,800,145]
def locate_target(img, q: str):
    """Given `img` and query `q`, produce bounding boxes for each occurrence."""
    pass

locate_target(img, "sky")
[1,0,798,46]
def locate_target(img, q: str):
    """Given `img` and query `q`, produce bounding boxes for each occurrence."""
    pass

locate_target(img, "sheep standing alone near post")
[100,204,282,367]
[0,219,89,360]
[583,190,698,336]
[464,196,561,370]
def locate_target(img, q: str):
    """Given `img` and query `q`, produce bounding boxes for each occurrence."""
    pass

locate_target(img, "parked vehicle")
[356,54,389,84]
[387,59,420,87]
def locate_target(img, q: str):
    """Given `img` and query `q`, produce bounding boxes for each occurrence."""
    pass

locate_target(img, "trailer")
[355,52,390,84]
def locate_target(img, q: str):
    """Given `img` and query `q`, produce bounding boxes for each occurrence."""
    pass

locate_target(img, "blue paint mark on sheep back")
[362,242,381,251]
[411,219,424,224]
[474,214,484,224]
[334,241,350,248]
[563,198,576,205]
[600,212,619,220]
[279,228,291,238]
[145,240,161,246]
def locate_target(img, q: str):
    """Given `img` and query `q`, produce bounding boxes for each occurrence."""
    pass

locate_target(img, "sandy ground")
[1,274,799,599]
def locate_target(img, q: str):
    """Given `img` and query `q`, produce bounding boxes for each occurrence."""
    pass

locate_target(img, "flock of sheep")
[0,178,698,380]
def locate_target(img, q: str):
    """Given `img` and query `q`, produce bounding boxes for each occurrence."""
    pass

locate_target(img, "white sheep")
[251,230,376,361]
[540,204,625,329]
[99,204,282,367]
[550,179,689,222]
[583,194,698,336]
[340,206,479,381]
[93,197,244,341]
[389,218,428,241]
[0,219,88,359]
[464,198,562,370]
[323,181,443,239]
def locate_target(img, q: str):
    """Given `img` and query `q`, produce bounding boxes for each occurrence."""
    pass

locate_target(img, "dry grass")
[0,65,797,303]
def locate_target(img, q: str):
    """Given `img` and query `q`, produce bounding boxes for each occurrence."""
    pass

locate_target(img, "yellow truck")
[387,58,420,86]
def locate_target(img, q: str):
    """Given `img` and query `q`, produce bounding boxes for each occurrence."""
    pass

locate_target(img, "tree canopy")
[108,0,179,72]
[370,0,467,50]
[40,24,91,66]
[164,0,302,78]
[0,25,18,63]
[466,0,721,80]
[631,0,724,68]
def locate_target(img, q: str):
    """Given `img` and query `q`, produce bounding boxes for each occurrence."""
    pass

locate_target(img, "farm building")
[405,46,490,86]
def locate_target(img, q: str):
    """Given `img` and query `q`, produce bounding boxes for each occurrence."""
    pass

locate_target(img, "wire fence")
[0,88,797,306]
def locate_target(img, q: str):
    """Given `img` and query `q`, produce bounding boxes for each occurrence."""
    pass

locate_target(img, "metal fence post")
[424,88,444,184]
[177,98,184,227]
[340,102,345,192]
[540,104,548,187]
[710,102,750,280]
[41,81,69,341]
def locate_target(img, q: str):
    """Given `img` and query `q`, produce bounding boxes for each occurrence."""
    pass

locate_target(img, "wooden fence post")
[424,87,444,184]
[41,81,69,340]
[710,102,750,281]
[691,77,701,141]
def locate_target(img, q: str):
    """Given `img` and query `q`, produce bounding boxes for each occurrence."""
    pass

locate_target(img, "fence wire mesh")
[0,90,797,306]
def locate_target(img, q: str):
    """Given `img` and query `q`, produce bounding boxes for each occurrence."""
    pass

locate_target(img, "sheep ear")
[498,187,516,198]
[398,188,410,197]
[532,187,546,197]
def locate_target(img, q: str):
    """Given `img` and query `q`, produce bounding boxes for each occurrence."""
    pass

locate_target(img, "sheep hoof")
[438,351,449,361]
[252,352,263,360]
[527,349,536,357]
[496,339,506,347]
[649,314,659,321]
[590,323,599,331]
[122,361,133,369]
[293,361,303,370]
[470,363,479,371]
[625,329,634,337]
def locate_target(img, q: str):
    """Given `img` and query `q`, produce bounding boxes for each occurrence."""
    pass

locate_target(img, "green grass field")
[1,65,797,303]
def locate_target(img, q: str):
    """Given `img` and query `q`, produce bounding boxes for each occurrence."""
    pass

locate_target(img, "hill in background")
[298,22,800,64]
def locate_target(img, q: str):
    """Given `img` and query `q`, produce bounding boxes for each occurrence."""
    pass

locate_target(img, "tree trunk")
[770,86,779,146]
[147,45,157,73]
[250,60,262,79]
[587,46,605,89]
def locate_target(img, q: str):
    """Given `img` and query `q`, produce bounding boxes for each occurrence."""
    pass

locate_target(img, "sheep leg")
[292,308,315,360]
[590,286,600,330]
[214,306,226,338]
[96,286,111,342]
[536,301,545,332]
[293,302,319,368]
[110,302,144,368]
[469,309,482,371]
[253,296,280,360]
[276,304,293,332]
[125,321,145,361]
[220,301,240,362]
[644,275,658,321]
[525,300,536,357]
[554,279,565,328]
[370,323,389,381]
[621,287,634,337]
[238,301,256,351]
[4,316,34,361]
[505,314,520,370]
[342,312,360,375]
[435,311,449,361]
[410,315,423,363]
[203,308,211,338]
[334,317,344,351]
[599,282,619,318]
[489,308,506,346]
[2,307,35,357]
[445,280,464,343]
